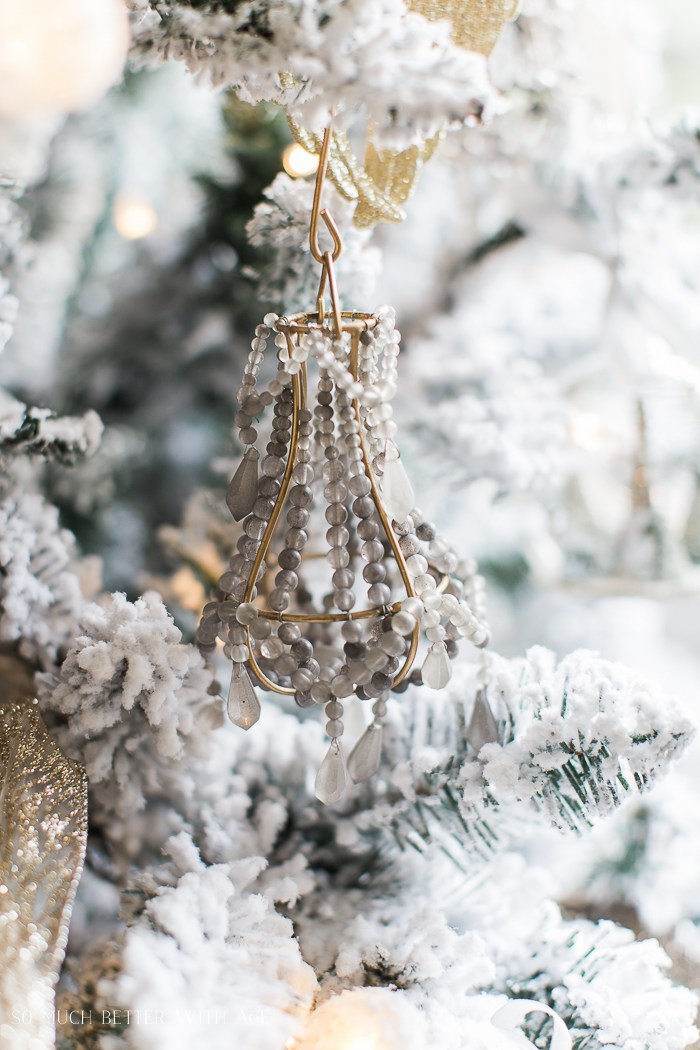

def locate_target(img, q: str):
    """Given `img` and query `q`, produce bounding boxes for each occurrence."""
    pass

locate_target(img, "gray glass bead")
[356,521,378,542]
[379,632,404,656]
[278,622,301,643]
[324,445,339,459]
[249,618,272,640]
[371,671,393,692]
[262,455,285,478]
[269,588,291,611]
[234,411,252,428]
[286,508,309,528]
[240,538,260,560]
[335,589,356,611]
[361,539,384,563]
[327,525,350,547]
[291,638,314,661]
[341,620,363,642]
[324,481,347,503]
[353,497,375,519]
[295,691,316,709]
[292,667,315,692]
[300,658,320,678]
[259,478,282,498]
[325,699,344,719]
[326,718,344,737]
[293,463,314,485]
[276,400,293,416]
[285,528,307,550]
[311,680,333,704]
[275,654,297,676]
[348,475,371,497]
[332,568,355,589]
[278,548,301,570]
[326,504,348,525]
[363,562,386,584]
[327,547,350,569]
[230,554,246,575]
[290,485,313,508]
[383,656,401,676]
[253,498,275,521]
[275,569,298,590]
[323,460,345,481]
[399,535,420,557]
[239,426,257,445]
[218,570,237,592]
[368,583,392,606]
[218,600,239,622]
[260,636,284,659]
[196,623,218,644]
[244,516,267,540]
[347,661,371,684]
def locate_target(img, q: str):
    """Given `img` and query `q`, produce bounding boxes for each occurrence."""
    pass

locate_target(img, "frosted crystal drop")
[226,447,259,522]
[421,642,452,690]
[466,689,499,753]
[315,741,347,805]
[227,664,261,729]
[381,448,415,523]
[348,723,383,783]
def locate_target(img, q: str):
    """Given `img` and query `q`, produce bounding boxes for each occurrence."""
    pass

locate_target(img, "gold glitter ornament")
[285,0,520,228]
[0,655,88,1050]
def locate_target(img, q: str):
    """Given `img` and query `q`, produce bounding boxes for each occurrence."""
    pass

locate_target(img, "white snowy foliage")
[474,646,696,826]
[0,186,24,354]
[39,592,213,827]
[298,849,697,1050]
[131,0,498,147]
[375,650,695,846]
[247,173,382,310]
[0,391,104,461]
[0,492,86,666]
[98,833,317,1050]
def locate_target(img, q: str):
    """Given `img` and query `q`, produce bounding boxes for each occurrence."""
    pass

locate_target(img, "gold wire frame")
[243,310,438,696]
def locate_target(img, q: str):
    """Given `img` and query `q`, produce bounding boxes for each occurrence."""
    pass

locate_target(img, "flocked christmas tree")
[2,1,700,1049]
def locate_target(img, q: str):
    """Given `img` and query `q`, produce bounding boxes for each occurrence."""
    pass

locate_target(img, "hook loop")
[310,126,342,264]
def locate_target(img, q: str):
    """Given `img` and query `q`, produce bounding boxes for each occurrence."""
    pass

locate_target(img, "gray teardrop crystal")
[226,447,259,522]
[348,723,383,783]
[227,664,261,729]
[315,741,347,804]
[466,689,499,754]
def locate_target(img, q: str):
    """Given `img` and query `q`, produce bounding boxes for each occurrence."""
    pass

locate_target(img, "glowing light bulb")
[113,192,158,241]
[0,0,129,118]
[283,143,320,178]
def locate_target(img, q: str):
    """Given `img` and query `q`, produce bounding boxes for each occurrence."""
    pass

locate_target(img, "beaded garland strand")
[196,306,497,804]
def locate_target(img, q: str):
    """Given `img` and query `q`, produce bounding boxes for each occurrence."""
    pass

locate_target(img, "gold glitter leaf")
[0,657,88,1050]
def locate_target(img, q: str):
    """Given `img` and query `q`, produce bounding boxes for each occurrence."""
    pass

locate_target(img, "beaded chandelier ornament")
[196,129,497,804]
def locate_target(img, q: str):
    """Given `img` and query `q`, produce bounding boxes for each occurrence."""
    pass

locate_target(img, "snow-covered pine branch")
[246,173,381,310]
[130,0,499,148]
[66,833,318,1050]
[0,390,104,462]
[0,491,88,668]
[377,648,695,854]
[39,592,215,848]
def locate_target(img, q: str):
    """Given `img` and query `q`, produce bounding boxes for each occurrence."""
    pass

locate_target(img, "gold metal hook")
[310,126,342,265]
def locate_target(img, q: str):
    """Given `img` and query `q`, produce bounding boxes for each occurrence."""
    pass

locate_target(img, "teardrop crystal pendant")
[381,443,415,524]
[227,664,261,730]
[226,446,259,522]
[421,641,452,689]
[466,689,499,753]
[347,723,383,783]
[315,740,347,804]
